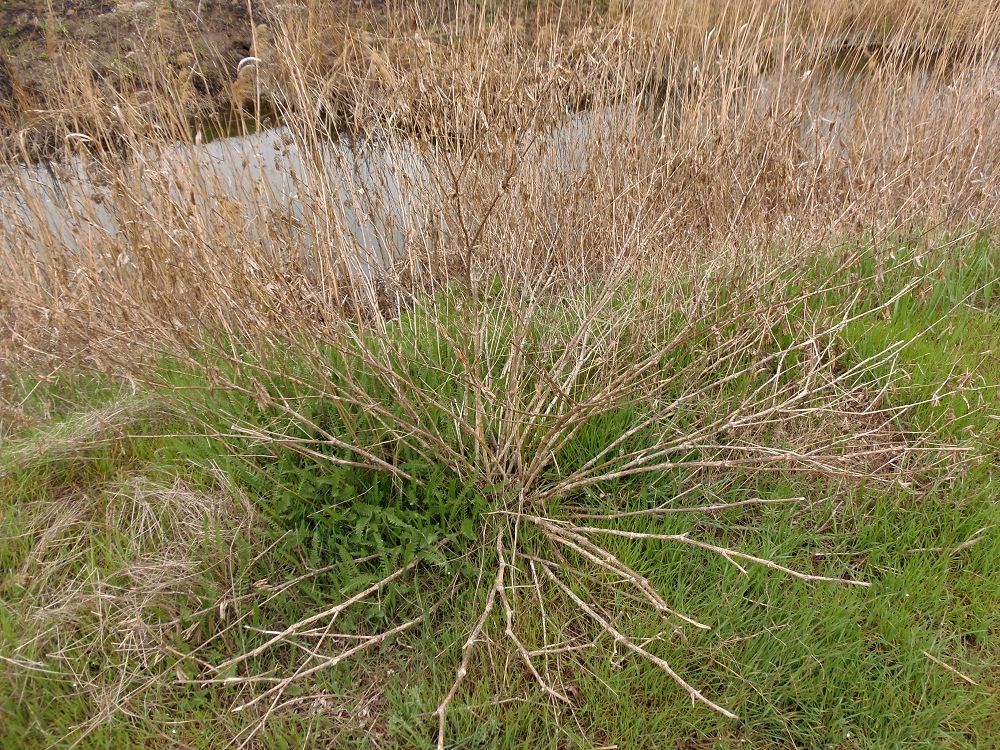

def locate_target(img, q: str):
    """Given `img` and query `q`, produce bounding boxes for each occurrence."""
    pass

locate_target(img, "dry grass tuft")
[0,395,163,472]
[1,474,258,742]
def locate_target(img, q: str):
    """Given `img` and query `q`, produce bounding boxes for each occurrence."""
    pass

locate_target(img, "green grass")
[1,238,997,749]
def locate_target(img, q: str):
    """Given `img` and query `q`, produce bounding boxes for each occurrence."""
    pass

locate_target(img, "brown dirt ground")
[0,1,385,151]
[0,1,252,90]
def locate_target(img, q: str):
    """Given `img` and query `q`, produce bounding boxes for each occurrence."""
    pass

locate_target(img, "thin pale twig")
[570,496,802,520]
[921,651,979,686]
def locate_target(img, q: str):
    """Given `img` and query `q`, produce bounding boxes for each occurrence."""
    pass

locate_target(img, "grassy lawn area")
[2,238,996,749]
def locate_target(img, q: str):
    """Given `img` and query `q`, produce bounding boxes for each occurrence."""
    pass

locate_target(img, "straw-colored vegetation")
[1,1,998,748]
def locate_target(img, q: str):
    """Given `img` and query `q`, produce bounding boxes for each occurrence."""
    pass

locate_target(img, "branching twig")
[570,525,869,587]
[436,537,504,750]
[539,519,710,631]
[534,557,738,719]
[233,613,426,714]
[495,532,572,704]
[215,556,422,672]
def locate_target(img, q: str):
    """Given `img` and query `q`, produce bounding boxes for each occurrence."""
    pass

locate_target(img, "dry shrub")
[164,246,986,744]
